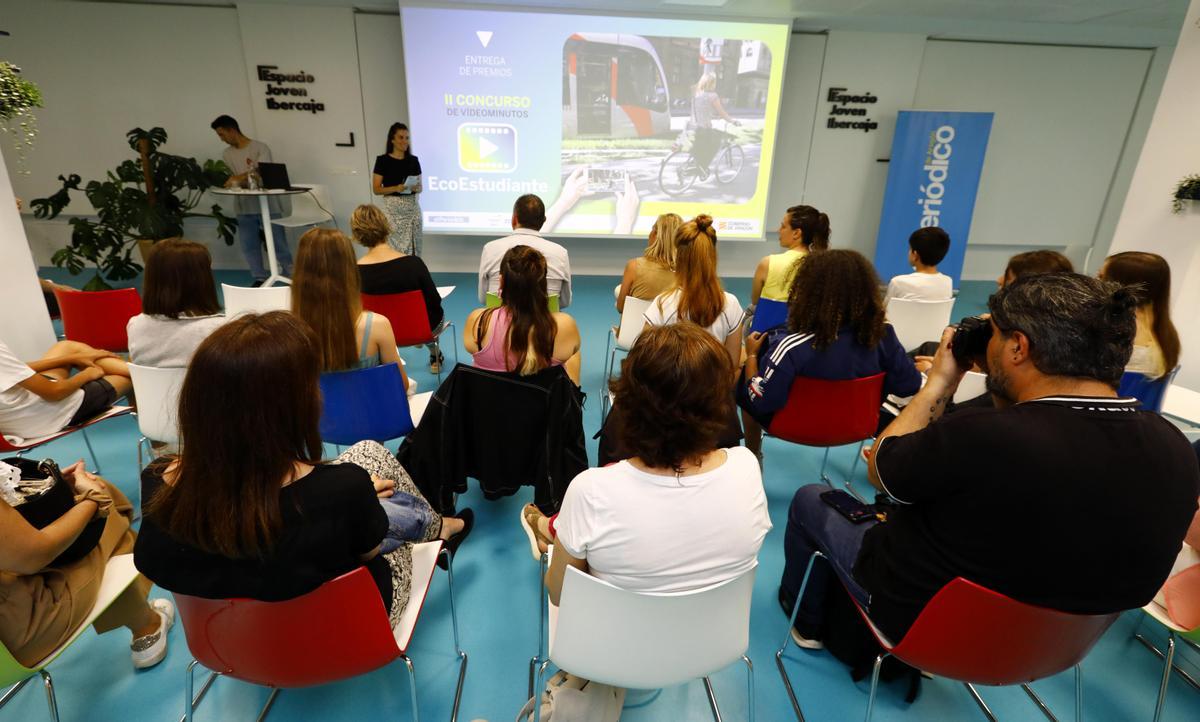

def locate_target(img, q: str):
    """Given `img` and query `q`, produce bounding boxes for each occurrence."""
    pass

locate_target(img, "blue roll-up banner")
[873,110,994,288]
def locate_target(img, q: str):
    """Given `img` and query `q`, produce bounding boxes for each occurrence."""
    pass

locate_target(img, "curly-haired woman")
[737,249,922,460]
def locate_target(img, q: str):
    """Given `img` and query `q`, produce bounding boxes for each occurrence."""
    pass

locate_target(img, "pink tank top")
[471,307,562,373]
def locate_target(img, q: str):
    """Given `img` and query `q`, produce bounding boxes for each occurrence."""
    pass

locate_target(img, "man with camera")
[779,272,1199,647]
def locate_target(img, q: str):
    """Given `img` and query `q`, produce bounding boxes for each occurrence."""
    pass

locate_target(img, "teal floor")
[8,268,1200,722]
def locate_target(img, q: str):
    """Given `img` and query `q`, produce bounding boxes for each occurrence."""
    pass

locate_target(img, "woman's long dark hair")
[386,122,411,157]
[1101,251,1181,372]
[785,205,831,251]
[146,312,324,558]
[141,239,220,319]
[787,249,885,350]
[499,245,557,375]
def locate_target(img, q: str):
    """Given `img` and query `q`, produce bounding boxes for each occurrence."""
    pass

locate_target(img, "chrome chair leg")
[818,448,832,486]
[181,661,218,722]
[965,683,998,721]
[1020,683,1057,721]
[775,551,824,721]
[0,676,31,710]
[530,551,549,699]
[255,688,280,722]
[40,669,59,722]
[1075,664,1082,722]
[863,655,884,722]
[844,442,867,501]
[1135,631,1200,692]
[1154,631,1176,722]
[703,676,724,722]
[742,654,755,722]
[532,659,551,722]
[402,656,420,722]
[440,548,468,722]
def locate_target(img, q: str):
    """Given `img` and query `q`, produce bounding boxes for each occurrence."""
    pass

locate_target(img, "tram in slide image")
[562,33,671,139]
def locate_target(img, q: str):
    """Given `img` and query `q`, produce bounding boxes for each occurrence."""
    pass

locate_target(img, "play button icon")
[476,31,493,48]
[478,136,498,159]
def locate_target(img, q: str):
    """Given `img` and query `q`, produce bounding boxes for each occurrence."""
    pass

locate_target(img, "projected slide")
[400,7,790,239]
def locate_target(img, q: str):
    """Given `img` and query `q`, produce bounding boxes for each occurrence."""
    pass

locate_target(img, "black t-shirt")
[372,154,422,195]
[133,463,392,607]
[358,256,444,331]
[858,395,1200,642]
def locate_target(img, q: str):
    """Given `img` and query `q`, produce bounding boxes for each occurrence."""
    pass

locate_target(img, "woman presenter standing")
[372,123,424,256]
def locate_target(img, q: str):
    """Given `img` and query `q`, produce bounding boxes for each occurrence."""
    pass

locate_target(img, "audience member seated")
[134,312,471,628]
[352,203,447,374]
[779,272,1199,650]
[291,227,413,395]
[478,194,572,308]
[616,212,681,313]
[126,239,226,367]
[997,249,1074,288]
[643,214,743,370]
[750,204,830,308]
[534,323,771,604]
[883,227,953,305]
[0,459,172,669]
[0,339,131,442]
[464,245,582,385]
[738,249,921,461]
[1099,251,1180,380]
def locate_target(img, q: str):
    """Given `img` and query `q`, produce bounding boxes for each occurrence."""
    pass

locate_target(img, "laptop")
[257,162,304,191]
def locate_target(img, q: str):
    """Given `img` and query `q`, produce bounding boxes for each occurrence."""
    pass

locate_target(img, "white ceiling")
[64,0,1193,44]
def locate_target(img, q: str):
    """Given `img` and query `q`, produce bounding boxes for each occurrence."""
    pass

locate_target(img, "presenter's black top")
[134,462,393,608]
[860,395,1200,642]
[359,256,444,331]
[373,153,422,196]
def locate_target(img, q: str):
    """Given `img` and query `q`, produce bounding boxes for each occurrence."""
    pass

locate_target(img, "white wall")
[1109,0,1200,390]
[0,144,55,360]
[2,1,1178,285]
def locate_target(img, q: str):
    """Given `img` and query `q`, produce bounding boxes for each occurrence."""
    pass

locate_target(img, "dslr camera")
[951,316,992,368]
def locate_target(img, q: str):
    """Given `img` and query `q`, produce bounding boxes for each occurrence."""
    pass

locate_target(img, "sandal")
[520,504,553,561]
[429,349,445,374]
[437,508,473,570]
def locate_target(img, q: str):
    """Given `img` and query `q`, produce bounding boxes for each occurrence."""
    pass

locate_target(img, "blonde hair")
[291,228,363,371]
[696,74,717,93]
[645,213,682,269]
[666,214,724,328]
[350,204,391,248]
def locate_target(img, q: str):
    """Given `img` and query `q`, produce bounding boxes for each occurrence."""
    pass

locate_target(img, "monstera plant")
[31,127,236,289]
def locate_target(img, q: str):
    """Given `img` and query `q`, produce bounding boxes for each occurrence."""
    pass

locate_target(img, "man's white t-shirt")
[0,341,83,442]
[643,289,744,342]
[221,138,278,216]
[883,272,953,305]
[554,447,772,593]
[477,228,573,308]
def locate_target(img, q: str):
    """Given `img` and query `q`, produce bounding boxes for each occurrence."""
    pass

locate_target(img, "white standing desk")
[211,188,306,287]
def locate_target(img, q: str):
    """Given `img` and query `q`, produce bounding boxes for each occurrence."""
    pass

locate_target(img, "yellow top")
[761,248,807,300]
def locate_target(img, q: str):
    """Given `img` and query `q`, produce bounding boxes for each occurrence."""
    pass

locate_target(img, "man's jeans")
[237,213,292,281]
[380,491,438,554]
[780,484,877,632]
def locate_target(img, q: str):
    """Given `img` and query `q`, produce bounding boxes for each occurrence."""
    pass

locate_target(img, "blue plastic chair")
[319,364,415,446]
[1117,365,1180,413]
[750,298,789,334]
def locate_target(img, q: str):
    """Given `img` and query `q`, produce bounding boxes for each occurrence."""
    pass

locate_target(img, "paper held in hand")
[402,175,421,194]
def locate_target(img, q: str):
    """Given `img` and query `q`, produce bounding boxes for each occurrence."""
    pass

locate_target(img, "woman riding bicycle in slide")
[690,73,739,178]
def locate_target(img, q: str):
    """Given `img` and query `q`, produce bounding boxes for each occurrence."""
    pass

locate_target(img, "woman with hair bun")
[643,214,744,370]
[1099,251,1180,379]
[750,205,830,308]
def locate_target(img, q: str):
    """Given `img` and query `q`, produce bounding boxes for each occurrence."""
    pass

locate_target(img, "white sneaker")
[790,626,824,650]
[131,598,175,669]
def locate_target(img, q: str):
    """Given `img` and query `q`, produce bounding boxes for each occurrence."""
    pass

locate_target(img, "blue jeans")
[237,213,291,281]
[780,484,876,632]
[380,492,438,554]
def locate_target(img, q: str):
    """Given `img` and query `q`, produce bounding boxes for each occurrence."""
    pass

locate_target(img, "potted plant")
[0,61,42,167]
[30,127,236,290]
[1173,174,1200,214]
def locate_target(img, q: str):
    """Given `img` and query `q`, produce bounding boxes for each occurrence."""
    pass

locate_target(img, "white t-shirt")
[883,272,953,305]
[478,228,573,308]
[643,289,743,342]
[554,447,772,593]
[127,314,227,367]
[0,341,84,442]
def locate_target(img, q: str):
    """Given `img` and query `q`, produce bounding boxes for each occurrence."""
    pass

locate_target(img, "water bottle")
[246,161,261,190]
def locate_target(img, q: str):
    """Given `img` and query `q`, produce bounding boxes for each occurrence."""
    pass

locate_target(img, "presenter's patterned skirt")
[383,194,423,256]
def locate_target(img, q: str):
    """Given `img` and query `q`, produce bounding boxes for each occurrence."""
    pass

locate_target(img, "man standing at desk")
[211,115,292,286]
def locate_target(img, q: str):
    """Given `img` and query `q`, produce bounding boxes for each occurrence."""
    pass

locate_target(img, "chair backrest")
[886,298,955,352]
[53,287,142,351]
[127,364,187,444]
[889,577,1120,685]
[952,370,988,405]
[319,363,414,445]
[551,566,755,689]
[615,296,653,349]
[750,297,789,334]
[174,567,398,688]
[486,291,559,313]
[768,373,886,447]
[284,184,334,222]
[361,291,433,346]
[1118,366,1181,414]
[221,283,291,317]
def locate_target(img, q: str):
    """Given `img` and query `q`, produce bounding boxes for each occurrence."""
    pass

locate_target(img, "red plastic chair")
[777,551,1121,721]
[766,373,886,499]
[361,291,457,382]
[52,287,142,352]
[175,541,466,722]
[0,405,131,473]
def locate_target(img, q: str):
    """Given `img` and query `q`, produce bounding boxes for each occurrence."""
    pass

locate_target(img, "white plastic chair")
[128,364,186,470]
[222,283,291,317]
[532,566,757,722]
[273,184,334,230]
[886,297,955,352]
[601,296,653,420]
[952,370,988,405]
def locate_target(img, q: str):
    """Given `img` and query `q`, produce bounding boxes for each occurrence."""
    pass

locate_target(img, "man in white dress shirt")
[478,195,572,308]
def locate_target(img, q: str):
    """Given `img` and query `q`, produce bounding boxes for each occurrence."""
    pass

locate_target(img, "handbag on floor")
[516,670,625,722]
[2,457,105,567]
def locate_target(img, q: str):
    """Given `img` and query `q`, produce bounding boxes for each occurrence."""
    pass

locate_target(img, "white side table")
[211,188,306,287]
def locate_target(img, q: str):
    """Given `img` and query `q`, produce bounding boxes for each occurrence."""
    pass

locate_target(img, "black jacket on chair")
[396,364,588,514]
